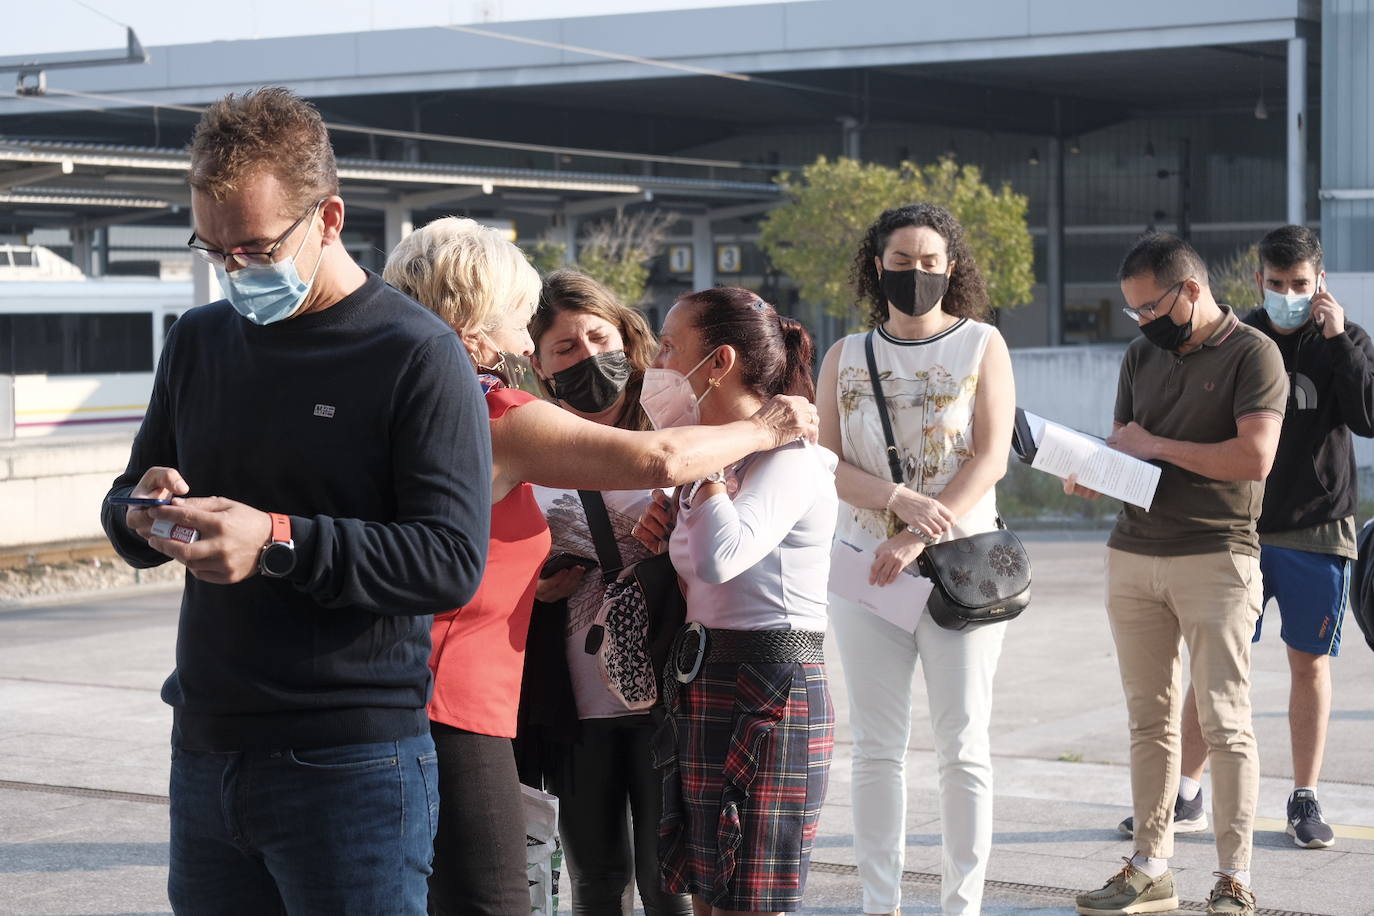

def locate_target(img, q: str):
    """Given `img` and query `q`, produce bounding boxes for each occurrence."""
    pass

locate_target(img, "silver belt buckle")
[673,622,707,684]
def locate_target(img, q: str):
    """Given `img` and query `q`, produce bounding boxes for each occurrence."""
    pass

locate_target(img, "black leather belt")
[669,623,825,686]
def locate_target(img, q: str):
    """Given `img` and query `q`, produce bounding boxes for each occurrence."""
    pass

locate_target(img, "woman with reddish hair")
[635,287,837,916]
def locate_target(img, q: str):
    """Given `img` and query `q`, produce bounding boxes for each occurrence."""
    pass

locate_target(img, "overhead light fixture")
[1028,147,1041,166]
[1068,137,1082,155]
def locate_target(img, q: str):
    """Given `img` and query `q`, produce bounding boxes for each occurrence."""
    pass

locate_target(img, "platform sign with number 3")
[716,244,742,274]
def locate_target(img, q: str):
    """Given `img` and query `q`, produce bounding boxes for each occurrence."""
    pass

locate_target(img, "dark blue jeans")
[167,734,439,915]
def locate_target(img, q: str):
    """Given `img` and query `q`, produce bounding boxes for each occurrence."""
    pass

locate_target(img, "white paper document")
[1021,409,1160,510]
[828,539,934,633]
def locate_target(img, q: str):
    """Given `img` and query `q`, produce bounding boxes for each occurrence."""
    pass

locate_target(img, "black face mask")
[1137,294,1195,352]
[547,349,631,414]
[881,267,950,317]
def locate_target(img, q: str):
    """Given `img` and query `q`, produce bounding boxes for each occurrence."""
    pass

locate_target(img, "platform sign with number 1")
[668,245,693,274]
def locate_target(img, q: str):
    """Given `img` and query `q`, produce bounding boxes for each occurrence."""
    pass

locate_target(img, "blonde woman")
[383,218,818,916]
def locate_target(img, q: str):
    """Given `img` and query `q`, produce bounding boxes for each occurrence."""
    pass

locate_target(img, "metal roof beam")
[706,201,778,222]
[563,191,654,216]
[0,161,73,190]
[399,185,489,209]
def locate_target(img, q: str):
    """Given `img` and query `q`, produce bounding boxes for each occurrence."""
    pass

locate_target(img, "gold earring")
[708,377,720,388]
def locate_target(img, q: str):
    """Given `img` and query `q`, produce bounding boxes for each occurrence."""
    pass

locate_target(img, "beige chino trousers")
[1104,548,1262,869]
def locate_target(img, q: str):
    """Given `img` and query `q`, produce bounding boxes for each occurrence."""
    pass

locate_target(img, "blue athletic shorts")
[1255,545,1350,657]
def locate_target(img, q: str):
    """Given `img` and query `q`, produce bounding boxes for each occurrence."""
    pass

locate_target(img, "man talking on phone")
[1245,229,1374,849]
[100,88,491,914]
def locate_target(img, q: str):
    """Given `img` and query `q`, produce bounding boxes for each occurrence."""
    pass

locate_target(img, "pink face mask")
[639,349,720,430]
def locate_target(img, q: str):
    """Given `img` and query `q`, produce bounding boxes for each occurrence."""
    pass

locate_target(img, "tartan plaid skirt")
[653,660,833,911]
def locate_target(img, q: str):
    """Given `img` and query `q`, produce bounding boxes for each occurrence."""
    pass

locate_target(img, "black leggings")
[428,722,527,916]
[547,716,693,916]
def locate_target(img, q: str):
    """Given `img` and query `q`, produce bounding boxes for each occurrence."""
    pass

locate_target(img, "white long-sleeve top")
[669,440,838,631]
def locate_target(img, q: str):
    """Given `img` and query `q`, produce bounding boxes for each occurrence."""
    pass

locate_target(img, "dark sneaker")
[1206,872,1256,915]
[1075,859,1178,915]
[1286,788,1336,849]
[1116,790,1207,837]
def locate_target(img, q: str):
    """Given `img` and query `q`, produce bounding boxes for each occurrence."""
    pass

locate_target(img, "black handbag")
[864,331,1031,630]
[578,491,687,706]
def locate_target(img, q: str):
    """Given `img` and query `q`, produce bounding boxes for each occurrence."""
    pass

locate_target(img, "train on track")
[0,245,189,439]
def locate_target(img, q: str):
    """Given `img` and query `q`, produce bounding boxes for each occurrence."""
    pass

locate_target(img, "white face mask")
[640,349,720,430]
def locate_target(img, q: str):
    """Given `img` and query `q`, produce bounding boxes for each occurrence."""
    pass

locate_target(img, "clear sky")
[5,0,785,57]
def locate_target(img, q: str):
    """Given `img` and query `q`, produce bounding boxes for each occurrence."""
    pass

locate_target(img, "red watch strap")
[269,512,292,544]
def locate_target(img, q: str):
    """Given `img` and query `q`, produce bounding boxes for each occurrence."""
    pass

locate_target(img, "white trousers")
[830,596,1007,916]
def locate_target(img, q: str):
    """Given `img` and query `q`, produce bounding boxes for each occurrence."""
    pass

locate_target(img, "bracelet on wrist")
[884,484,903,512]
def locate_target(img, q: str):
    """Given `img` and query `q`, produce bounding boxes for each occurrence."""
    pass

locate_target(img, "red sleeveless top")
[428,387,551,738]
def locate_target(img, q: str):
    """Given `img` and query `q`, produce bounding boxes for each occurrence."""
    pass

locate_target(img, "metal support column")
[558,214,578,265]
[839,116,861,161]
[384,205,413,257]
[94,227,109,277]
[1177,137,1192,240]
[692,216,713,291]
[70,227,91,276]
[1047,100,1065,347]
[1288,36,1308,226]
[191,251,220,307]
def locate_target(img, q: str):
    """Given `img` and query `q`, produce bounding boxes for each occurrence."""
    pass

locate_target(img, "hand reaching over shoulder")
[750,395,819,447]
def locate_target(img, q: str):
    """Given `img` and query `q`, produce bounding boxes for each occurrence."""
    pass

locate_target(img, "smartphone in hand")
[107,496,174,507]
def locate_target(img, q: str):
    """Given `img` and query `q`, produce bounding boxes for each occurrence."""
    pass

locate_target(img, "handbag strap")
[864,330,905,485]
[577,490,623,583]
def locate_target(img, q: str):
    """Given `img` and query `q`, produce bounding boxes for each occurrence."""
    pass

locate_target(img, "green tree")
[1211,243,1262,312]
[522,210,677,306]
[523,239,567,276]
[759,156,1034,324]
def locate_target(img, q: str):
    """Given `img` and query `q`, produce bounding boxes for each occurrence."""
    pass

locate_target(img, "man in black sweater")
[101,88,491,914]
[1115,226,1374,853]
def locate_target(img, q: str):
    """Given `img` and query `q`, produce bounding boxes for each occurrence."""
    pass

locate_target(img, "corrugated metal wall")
[1321,0,1374,270]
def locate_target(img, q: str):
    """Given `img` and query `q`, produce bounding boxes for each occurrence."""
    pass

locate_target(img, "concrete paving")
[2,533,1372,915]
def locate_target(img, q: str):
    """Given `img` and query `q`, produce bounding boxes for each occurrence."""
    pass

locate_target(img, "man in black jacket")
[1116,225,1374,852]
[101,88,491,914]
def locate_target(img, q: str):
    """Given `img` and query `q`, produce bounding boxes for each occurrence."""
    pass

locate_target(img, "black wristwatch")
[259,512,297,578]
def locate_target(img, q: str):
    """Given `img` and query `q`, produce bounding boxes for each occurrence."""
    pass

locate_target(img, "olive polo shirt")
[1108,305,1287,558]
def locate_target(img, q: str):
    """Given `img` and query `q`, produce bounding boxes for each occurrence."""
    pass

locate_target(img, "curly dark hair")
[851,203,990,328]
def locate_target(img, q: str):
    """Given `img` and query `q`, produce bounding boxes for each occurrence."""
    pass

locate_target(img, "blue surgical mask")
[1262,288,1312,331]
[214,216,323,326]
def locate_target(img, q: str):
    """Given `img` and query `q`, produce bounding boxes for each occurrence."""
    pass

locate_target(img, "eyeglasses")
[187,199,324,268]
[1121,280,1186,322]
